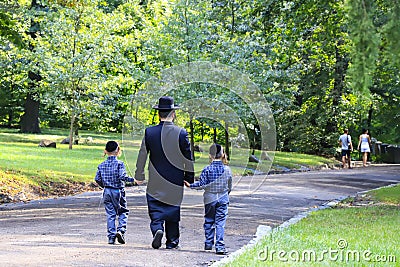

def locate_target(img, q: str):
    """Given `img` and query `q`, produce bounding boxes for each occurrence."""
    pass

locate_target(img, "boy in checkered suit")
[95,141,136,245]
[184,143,232,255]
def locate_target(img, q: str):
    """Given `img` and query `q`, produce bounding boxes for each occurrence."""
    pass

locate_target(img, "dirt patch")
[337,193,376,208]
[0,181,100,204]
[336,192,399,208]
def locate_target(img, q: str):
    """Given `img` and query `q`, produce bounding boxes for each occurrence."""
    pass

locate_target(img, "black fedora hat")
[153,96,180,110]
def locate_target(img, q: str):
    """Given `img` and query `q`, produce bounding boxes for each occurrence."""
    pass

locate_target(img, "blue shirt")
[95,156,134,189]
[190,160,232,194]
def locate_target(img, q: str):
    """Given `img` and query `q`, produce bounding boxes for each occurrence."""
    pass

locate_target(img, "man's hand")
[184,181,191,187]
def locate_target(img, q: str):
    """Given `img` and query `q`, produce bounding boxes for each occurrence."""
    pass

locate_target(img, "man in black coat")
[135,96,194,249]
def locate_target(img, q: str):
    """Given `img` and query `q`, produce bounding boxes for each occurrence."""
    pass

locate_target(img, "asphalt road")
[1,165,399,267]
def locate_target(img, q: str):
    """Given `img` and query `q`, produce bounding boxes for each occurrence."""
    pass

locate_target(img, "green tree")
[345,0,379,97]
[0,0,24,47]
[34,0,128,148]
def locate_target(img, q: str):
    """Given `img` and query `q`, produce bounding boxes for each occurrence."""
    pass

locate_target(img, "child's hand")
[95,180,104,189]
[184,181,191,187]
[135,180,145,185]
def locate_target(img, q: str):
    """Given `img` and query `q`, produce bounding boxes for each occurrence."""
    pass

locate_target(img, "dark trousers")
[146,194,180,247]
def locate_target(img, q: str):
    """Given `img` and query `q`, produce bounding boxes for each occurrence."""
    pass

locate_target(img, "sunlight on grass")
[368,184,400,205]
[0,128,337,197]
[0,169,34,195]
[0,141,104,183]
[272,151,335,168]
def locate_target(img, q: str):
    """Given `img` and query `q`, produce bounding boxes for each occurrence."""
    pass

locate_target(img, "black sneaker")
[108,237,115,245]
[116,231,125,244]
[151,230,163,249]
[204,244,213,251]
[216,248,228,255]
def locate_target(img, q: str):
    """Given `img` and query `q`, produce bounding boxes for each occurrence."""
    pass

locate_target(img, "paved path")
[1,165,399,266]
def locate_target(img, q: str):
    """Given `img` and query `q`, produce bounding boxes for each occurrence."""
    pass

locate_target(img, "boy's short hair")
[105,141,119,152]
[210,143,223,159]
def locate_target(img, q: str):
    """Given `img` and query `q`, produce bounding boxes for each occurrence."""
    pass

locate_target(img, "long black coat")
[135,121,194,220]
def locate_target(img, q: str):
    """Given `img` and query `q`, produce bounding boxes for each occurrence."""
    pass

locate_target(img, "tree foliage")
[0,0,399,151]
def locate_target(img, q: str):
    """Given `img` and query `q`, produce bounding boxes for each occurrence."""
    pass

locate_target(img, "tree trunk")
[367,103,373,129]
[7,108,14,128]
[189,118,195,162]
[20,92,41,133]
[213,127,217,143]
[68,111,76,150]
[201,122,204,141]
[151,109,157,124]
[224,121,230,160]
[325,38,349,134]
[21,0,43,134]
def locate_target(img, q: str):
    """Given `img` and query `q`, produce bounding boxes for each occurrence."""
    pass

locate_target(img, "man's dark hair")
[159,110,174,119]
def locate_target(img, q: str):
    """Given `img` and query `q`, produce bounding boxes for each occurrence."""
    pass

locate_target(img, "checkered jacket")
[190,160,232,194]
[95,156,134,189]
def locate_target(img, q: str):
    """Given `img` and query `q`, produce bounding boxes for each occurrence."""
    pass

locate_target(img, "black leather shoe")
[216,249,228,255]
[116,231,125,244]
[152,230,163,249]
[204,244,213,251]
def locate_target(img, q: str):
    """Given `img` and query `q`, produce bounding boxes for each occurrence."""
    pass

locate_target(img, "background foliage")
[1,0,399,152]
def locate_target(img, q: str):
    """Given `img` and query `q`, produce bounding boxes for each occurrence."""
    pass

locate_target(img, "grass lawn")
[0,128,337,199]
[222,185,400,267]
[0,128,117,184]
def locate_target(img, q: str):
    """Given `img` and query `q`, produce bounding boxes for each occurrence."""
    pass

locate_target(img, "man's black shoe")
[204,244,213,251]
[116,231,125,244]
[151,230,163,249]
[108,237,115,245]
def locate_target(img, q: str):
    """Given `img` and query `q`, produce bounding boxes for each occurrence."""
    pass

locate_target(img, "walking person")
[338,129,353,169]
[357,129,371,167]
[184,143,232,255]
[134,96,194,249]
[95,141,136,245]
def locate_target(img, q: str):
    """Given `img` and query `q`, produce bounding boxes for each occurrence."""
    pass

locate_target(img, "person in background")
[358,129,371,167]
[338,129,353,169]
[95,141,136,245]
[184,143,232,255]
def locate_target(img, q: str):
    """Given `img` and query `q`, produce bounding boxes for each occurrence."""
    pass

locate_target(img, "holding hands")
[135,180,145,186]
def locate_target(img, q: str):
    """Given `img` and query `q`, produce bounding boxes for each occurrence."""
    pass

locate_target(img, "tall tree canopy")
[1,0,399,150]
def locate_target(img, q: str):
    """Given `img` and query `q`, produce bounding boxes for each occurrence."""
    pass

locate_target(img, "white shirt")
[339,134,352,150]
